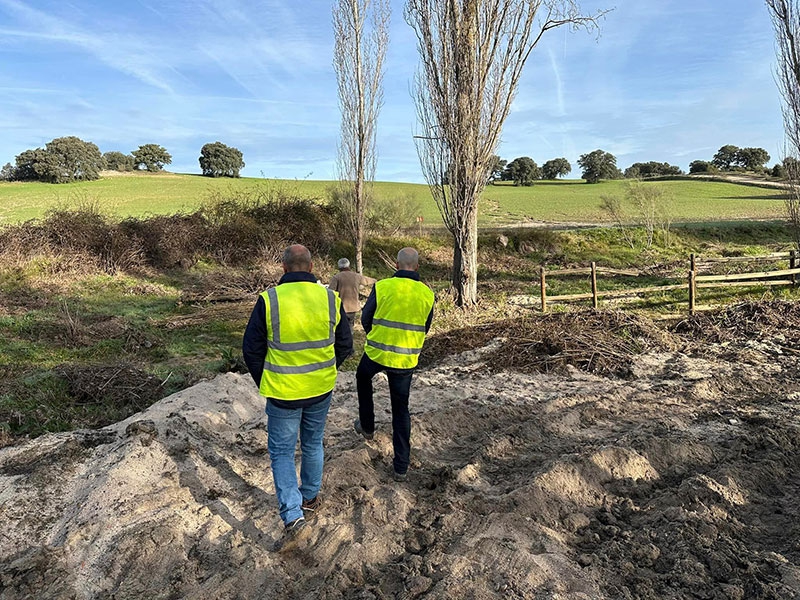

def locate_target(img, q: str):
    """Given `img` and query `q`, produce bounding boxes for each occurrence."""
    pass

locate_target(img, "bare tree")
[333,0,390,273]
[767,0,800,249]
[406,0,606,305]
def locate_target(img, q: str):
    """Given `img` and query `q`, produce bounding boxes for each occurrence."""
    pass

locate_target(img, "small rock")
[125,420,157,437]
[563,512,591,532]
[405,575,432,597]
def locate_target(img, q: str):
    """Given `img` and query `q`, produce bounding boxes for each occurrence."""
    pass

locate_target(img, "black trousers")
[356,353,414,475]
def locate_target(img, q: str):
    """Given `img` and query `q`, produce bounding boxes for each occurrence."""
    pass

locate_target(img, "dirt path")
[1,310,800,599]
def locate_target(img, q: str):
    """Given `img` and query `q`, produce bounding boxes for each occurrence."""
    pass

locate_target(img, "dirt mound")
[2,307,800,599]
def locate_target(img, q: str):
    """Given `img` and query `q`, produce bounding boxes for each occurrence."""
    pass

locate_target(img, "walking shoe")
[273,517,310,552]
[301,495,322,519]
[353,418,374,440]
[392,470,408,482]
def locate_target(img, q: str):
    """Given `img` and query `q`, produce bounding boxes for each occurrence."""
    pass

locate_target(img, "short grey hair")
[337,257,350,269]
[396,247,419,270]
[282,244,312,272]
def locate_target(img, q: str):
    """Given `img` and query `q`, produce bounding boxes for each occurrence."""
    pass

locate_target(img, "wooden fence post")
[540,266,547,312]
[791,250,797,286]
[591,262,598,309]
[688,269,696,315]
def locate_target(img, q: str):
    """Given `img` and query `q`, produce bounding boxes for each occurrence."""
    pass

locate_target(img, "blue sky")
[0,0,784,182]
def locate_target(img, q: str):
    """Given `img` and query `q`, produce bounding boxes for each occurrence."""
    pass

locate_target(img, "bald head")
[282,244,312,273]
[396,247,419,271]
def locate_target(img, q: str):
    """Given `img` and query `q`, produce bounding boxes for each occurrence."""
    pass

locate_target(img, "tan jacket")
[329,270,375,313]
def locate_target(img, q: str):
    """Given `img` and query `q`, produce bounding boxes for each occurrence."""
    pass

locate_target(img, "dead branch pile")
[54,363,166,410]
[419,322,502,368]
[422,310,675,377]
[179,266,282,304]
[672,300,800,348]
[488,311,676,377]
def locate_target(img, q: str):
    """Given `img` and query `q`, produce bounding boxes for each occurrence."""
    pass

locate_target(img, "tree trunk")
[355,202,364,273]
[450,0,479,306]
[451,201,478,306]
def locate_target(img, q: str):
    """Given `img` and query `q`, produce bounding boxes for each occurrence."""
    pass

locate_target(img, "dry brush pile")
[0,197,338,272]
[422,300,800,378]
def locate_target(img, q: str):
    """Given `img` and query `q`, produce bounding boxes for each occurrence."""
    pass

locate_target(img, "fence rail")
[539,250,799,314]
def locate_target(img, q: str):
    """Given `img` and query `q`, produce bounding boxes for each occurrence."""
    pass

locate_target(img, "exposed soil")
[1,303,800,599]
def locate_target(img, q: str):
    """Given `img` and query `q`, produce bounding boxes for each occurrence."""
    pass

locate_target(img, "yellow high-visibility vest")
[259,282,341,400]
[365,277,434,369]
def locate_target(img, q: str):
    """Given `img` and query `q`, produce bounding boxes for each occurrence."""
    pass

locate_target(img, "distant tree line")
[485,142,779,186]
[689,144,779,176]
[1,138,244,183]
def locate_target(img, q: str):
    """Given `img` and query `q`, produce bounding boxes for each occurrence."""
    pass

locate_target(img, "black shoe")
[392,470,407,482]
[353,418,374,440]
[273,517,310,552]
[302,496,322,519]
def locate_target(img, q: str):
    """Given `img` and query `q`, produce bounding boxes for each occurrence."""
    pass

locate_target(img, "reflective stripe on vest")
[259,282,341,400]
[365,277,434,369]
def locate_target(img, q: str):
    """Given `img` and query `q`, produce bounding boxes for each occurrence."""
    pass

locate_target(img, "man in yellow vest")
[353,247,434,482]
[243,244,352,550]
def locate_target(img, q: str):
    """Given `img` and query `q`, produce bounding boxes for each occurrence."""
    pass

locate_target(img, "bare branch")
[333,0,390,272]
[406,0,608,304]
[768,0,800,249]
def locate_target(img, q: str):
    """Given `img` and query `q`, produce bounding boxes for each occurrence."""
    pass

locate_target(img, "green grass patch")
[481,179,787,225]
[0,173,789,226]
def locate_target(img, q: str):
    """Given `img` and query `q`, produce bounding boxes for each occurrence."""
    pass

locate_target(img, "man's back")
[330,270,367,314]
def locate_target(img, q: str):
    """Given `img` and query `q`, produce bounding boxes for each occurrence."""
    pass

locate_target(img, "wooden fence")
[540,251,800,314]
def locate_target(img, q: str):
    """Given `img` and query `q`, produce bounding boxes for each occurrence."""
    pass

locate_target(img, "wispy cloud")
[0,0,179,93]
[0,0,788,181]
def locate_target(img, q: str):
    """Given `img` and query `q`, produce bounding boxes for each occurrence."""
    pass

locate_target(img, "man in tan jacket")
[329,258,375,327]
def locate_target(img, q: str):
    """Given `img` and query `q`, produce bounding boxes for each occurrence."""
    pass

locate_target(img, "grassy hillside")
[482,179,787,224]
[0,171,789,225]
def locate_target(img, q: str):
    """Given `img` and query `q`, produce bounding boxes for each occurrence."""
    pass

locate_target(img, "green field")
[0,172,789,226]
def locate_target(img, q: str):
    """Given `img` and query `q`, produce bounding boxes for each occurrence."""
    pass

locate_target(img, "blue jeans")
[266,393,331,525]
[356,354,414,475]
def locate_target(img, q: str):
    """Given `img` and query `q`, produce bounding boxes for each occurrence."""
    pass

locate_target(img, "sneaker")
[353,418,374,440]
[273,517,310,552]
[302,496,322,519]
[392,470,408,482]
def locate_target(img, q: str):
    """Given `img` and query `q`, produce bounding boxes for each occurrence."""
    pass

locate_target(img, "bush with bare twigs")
[0,192,338,271]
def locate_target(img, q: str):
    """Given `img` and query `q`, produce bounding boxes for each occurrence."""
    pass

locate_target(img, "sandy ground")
[1,318,800,599]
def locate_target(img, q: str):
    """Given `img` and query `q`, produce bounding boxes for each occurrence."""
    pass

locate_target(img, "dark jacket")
[243,271,353,408]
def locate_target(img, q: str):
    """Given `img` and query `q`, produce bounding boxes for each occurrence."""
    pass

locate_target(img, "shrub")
[39,205,142,272]
[132,144,172,172]
[199,142,245,178]
[200,189,337,265]
[328,188,421,237]
[0,163,15,181]
[103,151,135,172]
[120,213,206,268]
[689,160,717,174]
[0,190,338,271]
[13,137,104,183]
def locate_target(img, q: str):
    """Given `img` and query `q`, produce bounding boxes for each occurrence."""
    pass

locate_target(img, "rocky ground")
[1,303,800,599]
